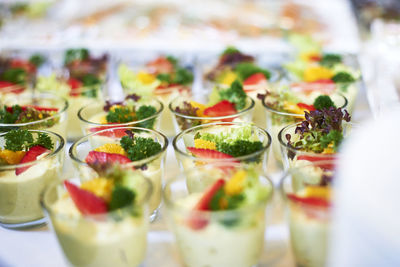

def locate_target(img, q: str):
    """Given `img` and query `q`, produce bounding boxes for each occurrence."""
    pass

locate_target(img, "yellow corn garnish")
[81,177,114,202]
[137,71,156,84]
[221,71,238,86]
[0,150,26,165]
[224,170,247,196]
[303,66,333,82]
[99,116,108,124]
[304,186,331,201]
[190,101,207,117]
[322,146,335,154]
[283,101,304,115]
[94,143,127,156]
[194,139,216,150]
[300,52,321,62]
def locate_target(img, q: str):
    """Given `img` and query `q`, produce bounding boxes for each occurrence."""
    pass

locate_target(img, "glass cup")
[280,160,335,267]
[163,163,273,267]
[0,130,65,228]
[41,174,152,267]
[0,92,69,139]
[173,122,272,175]
[69,126,168,221]
[169,94,255,134]
[262,91,347,166]
[278,121,353,169]
[78,98,163,135]
[36,70,105,141]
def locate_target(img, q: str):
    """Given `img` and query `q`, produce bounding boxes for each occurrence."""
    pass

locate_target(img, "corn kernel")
[303,66,333,82]
[221,71,238,86]
[137,71,156,84]
[304,186,331,201]
[190,101,207,117]
[94,143,127,156]
[224,170,247,195]
[194,139,217,150]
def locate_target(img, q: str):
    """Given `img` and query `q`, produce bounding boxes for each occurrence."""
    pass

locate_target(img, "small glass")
[262,91,347,166]
[163,163,273,267]
[69,126,168,221]
[0,92,69,139]
[78,98,163,135]
[173,122,272,174]
[41,175,152,267]
[0,130,65,228]
[280,161,335,267]
[169,94,255,134]
[278,121,352,169]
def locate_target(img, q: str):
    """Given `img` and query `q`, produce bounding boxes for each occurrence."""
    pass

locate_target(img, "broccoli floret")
[313,95,336,110]
[108,185,136,211]
[120,136,162,161]
[218,80,247,110]
[234,62,270,81]
[136,105,157,129]
[64,48,89,65]
[29,54,45,67]
[332,72,355,83]
[222,46,240,56]
[217,140,264,158]
[320,54,342,68]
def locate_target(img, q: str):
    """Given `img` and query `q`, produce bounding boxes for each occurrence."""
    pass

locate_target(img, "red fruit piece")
[10,59,36,73]
[243,73,268,86]
[67,78,83,96]
[29,106,59,112]
[15,145,50,175]
[85,151,131,165]
[287,193,331,208]
[89,126,128,138]
[311,79,334,84]
[203,100,237,118]
[146,57,174,74]
[187,147,235,160]
[291,82,336,94]
[188,179,226,230]
[297,103,316,111]
[64,180,108,215]
[297,155,336,170]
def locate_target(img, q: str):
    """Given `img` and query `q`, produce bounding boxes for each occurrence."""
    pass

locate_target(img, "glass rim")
[277,120,353,156]
[69,126,169,167]
[0,129,65,171]
[0,92,69,127]
[262,92,348,117]
[41,175,153,220]
[163,163,274,215]
[279,160,335,208]
[169,95,255,120]
[172,121,272,162]
[77,98,164,127]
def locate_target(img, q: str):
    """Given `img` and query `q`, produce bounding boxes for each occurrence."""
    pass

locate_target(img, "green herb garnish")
[217,140,264,158]
[313,95,336,110]
[108,185,136,211]
[136,105,157,129]
[0,105,23,124]
[1,68,27,84]
[29,54,45,67]
[235,62,270,81]
[332,72,355,83]
[222,46,240,56]
[120,135,162,161]
[218,80,247,110]
[64,48,89,65]
[106,107,134,123]
[320,54,342,68]
[4,129,53,151]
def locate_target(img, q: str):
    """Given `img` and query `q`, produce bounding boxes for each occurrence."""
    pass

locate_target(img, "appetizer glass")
[0,130,65,228]
[163,163,273,267]
[278,121,353,169]
[262,92,347,166]
[41,175,152,267]
[173,122,272,176]
[78,98,163,135]
[280,161,335,267]
[169,94,255,133]
[0,92,69,138]
[36,71,105,141]
[69,126,168,221]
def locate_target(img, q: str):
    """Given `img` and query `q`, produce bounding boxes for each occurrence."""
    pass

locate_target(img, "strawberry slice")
[287,193,330,207]
[0,81,25,94]
[64,180,108,215]
[85,151,131,165]
[29,106,59,112]
[146,57,174,74]
[15,145,50,175]
[67,78,83,96]
[311,79,334,84]
[10,59,36,73]
[89,126,128,138]
[243,73,268,86]
[291,82,336,94]
[297,155,336,170]
[203,100,237,119]
[187,147,236,160]
[297,103,315,111]
[188,179,226,230]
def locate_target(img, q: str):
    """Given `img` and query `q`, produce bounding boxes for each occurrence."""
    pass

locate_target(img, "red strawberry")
[89,126,128,138]
[29,106,59,112]
[188,179,226,230]
[243,73,268,86]
[291,82,336,94]
[309,55,322,61]
[64,180,108,215]
[203,100,237,118]
[10,59,36,73]
[297,103,316,111]
[85,151,131,165]
[311,79,334,84]
[187,147,236,160]
[146,57,174,74]
[297,155,336,170]
[67,78,83,96]
[15,145,50,175]
[287,193,330,207]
